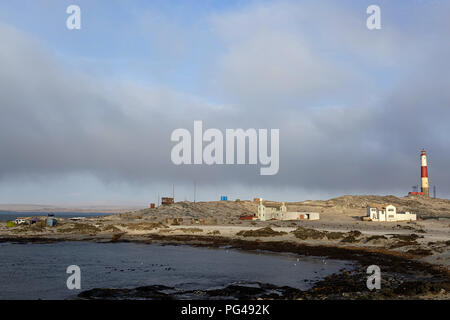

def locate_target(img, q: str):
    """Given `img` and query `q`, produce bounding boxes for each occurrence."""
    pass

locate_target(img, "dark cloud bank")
[0,1,449,201]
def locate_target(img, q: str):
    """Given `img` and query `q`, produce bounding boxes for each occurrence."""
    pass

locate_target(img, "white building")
[14,218,27,225]
[366,204,416,222]
[257,199,320,221]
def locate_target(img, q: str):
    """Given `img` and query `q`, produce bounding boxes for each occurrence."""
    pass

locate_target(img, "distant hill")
[116,195,450,221]
[0,203,144,213]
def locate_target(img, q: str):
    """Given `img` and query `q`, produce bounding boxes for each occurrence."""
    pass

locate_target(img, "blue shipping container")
[220,196,228,201]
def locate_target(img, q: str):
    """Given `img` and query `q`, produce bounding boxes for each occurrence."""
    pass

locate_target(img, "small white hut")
[366,204,416,222]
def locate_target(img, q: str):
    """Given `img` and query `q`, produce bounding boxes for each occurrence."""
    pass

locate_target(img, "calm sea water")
[0,242,354,300]
[0,211,112,221]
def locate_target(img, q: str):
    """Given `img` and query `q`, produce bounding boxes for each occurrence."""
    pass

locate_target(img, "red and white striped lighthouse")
[420,149,430,197]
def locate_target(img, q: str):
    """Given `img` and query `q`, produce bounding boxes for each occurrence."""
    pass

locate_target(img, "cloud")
[0,23,221,183]
[0,0,449,203]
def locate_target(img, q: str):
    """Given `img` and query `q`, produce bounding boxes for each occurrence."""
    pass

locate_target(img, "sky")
[0,0,449,206]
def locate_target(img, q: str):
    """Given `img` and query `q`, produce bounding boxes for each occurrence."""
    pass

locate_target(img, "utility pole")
[433,185,436,198]
[172,184,175,202]
[194,181,197,203]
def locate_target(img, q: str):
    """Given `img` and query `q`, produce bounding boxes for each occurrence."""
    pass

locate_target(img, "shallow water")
[0,211,112,222]
[0,242,354,299]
